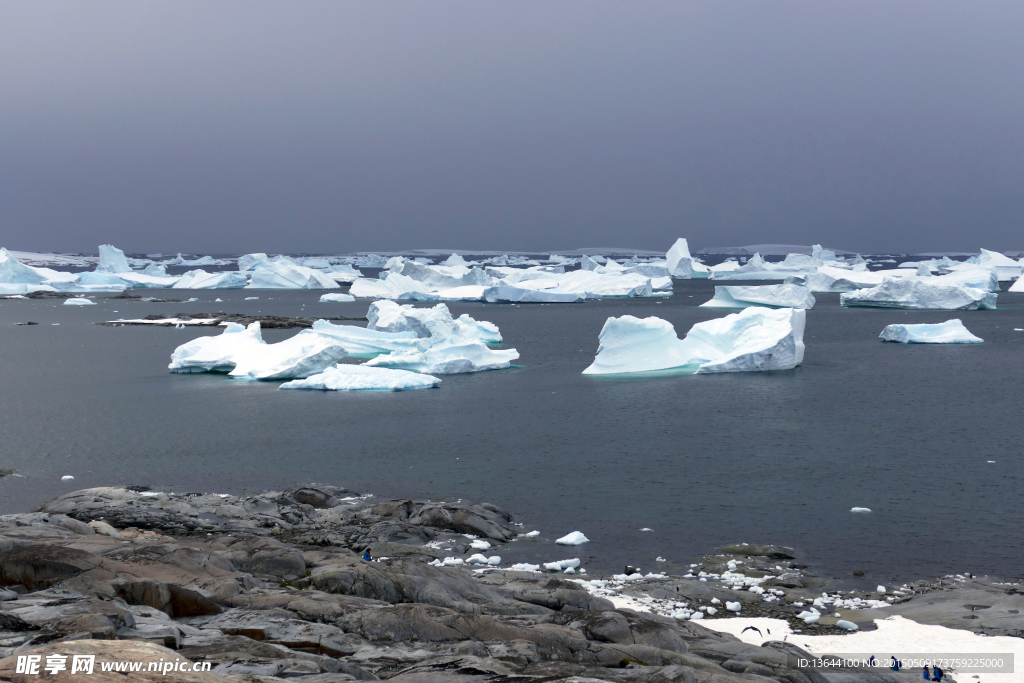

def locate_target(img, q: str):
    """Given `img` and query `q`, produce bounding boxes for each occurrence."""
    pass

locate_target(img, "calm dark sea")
[2,279,1023,585]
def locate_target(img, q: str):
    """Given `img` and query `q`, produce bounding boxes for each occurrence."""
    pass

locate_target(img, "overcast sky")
[1,1,1022,255]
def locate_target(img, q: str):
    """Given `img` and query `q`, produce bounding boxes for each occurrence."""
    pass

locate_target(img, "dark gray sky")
[2,1,1022,255]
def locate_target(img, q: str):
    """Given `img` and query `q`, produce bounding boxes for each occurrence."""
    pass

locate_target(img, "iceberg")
[666,238,693,278]
[366,341,519,374]
[555,531,589,545]
[324,264,363,283]
[116,272,180,288]
[367,301,501,344]
[310,320,426,355]
[247,261,339,289]
[978,248,1023,281]
[840,279,997,310]
[173,270,248,289]
[879,319,983,344]
[583,307,806,375]
[483,286,584,303]
[279,364,441,391]
[349,273,440,301]
[237,253,270,271]
[433,285,488,301]
[63,297,95,306]
[388,259,493,288]
[169,322,267,373]
[804,265,916,292]
[1011,274,1024,293]
[96,244,132,274]
[319,292,355,302]
[226,329,348,380]
[0,247,78,286]
[700,283,815,309]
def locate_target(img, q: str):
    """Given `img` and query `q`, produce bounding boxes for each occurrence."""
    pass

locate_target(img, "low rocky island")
[0,485,1016,682]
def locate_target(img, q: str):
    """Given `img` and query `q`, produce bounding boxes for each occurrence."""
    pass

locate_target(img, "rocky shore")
[0,484,1015,682]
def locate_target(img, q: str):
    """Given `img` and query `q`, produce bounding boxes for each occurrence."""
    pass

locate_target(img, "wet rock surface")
[0,486,992,681]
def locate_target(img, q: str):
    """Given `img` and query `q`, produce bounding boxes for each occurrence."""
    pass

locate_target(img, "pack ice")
[583,308,805,375]
[879,319,984,344]
[840,279,997,310]
[280,364,441,391]
[700,283,815,309]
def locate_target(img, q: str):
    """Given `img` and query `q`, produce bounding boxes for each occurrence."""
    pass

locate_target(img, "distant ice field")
[1,279,1023,585]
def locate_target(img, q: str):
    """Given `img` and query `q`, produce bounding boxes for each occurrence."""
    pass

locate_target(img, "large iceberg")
[1010,275,1024,293]
[247,261,338,289]
[169,322,347,379]
[323,264,363,283]
[978,249,1022,281]
[840,279,997,310]
[280,364,441,391]
[366,301,501,344]
[700,283,815,309]
[879,319,984,344]
[583,307,805,375]
[173,270,248,289]
[169,322,267,373]
[386,258,492,288]
[96,244,132,274]
[349,273,440,301]
[310,320,426,356]
[366,341,519,374]
[666,238,693,278]
[237,253,270,271]
[483,286,584,303]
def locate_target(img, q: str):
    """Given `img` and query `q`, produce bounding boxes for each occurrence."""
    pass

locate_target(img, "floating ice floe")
[483,285,585,303]
[850,507,872,513]
[555,531,589,546]
[109,317,220,326]
[467,554,501,566]
[319,293,355,303]
[63,297,95,306]
[173,270,248,289]
[280,364,440,391]
[879,319,983,344]
[583,307,805,375]
[840,279,997,310]
[700,283,815,309]
[365,341,519,374]
[367,301,501,344]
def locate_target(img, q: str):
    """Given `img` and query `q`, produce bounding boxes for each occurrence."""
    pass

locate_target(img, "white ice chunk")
[509,563,541,572]
[726,601,741,612]
[281,364,440,391]
[96,244,132,274]
[483,285,585,303]
[850,507,872,513]
[543,558,580,572]
[555,531,589,546]
[836,620,859,631]
[879,319,983,344]
[666,238,693,278]
[583,308,805,375]
[365,341,519,374]
[247,261,339,289]
[319,293,356,302]
[840,279,997,310]
[173,270,248,289]
[169,322,266,373]
[237,253,270,271]
[978,248,1023,281]
[470,539,491,550]
[227,330,348,380]
[309,320,426,355]
[700,284,815,309]
[367,301,502,344]
[349,273,441,301]
[63,297,95,306]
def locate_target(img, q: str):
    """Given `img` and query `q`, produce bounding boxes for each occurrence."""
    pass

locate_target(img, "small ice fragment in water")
[639,527,653,531]
[656,556,666,562]
[876,585,886,593]
[61,475,74,480]
[63,297,95,306]
[850,507,872,513]
[521,530,540,538]
[836,620,859,631]
[187,297,198,302]
[216,298,223,302]
[245,297,259,300]
[988,460,996,463]
[555,531,589,545]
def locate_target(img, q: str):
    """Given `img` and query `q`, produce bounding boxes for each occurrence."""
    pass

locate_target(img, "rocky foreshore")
[0,484,1017,682]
